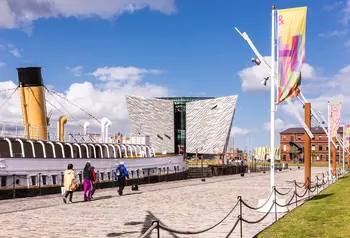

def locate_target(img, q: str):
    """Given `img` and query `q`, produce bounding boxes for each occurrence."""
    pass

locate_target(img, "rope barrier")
[139,170,349,237]
[158,200,240,235]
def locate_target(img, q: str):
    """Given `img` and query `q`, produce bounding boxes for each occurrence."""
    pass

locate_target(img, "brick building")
[280,127,343,163]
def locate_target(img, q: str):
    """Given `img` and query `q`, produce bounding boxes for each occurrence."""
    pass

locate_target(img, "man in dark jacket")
[115,161,129,196]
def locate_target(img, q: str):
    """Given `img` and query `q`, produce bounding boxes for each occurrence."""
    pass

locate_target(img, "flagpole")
[270,5,276,192]
[343,123,345,172]
[328,101,331,179]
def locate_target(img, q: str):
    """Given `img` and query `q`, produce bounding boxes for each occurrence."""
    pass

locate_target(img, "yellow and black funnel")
[17,67,48,140]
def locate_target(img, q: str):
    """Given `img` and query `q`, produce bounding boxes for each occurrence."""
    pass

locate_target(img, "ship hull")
[0,155,187,198]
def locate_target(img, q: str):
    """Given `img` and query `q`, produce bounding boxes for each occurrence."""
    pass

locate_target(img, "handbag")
[70,181,78,191]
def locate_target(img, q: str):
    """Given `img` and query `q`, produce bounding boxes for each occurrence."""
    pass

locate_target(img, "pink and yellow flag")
[330,102,341,138]
[277,6,307,104]
[344,125,350,148]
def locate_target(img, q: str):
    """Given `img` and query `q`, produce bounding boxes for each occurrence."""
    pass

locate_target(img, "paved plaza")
[0,167,329,238]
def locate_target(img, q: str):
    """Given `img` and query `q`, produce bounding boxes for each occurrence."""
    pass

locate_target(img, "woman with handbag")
[63,163,77,204]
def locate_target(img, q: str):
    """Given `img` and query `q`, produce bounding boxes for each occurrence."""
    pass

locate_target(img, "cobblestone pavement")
[0,167,331,238]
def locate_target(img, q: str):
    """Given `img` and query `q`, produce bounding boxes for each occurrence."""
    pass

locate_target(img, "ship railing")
[0,120,151,146]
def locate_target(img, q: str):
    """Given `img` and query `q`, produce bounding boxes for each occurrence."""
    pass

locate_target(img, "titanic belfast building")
[125,95,238,155]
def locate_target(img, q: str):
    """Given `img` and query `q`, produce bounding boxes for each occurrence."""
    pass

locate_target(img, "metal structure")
[125,95,175,153]
[186,95,238,154]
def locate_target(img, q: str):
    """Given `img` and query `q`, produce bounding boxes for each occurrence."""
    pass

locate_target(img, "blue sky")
[0,0,349,151]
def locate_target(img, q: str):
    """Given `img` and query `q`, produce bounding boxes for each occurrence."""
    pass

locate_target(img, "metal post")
[269,5,276,193]
[61,172,64,187]
[148,168,151,184]
[332,137,337,178]
[38,173,42,196]
[274,187,277,221]
[152,221,160,238]
[239,196,243,238]
[294,181,297,208]
[12,174,16,199]
[97,170,100,189]
[304,103,311,189]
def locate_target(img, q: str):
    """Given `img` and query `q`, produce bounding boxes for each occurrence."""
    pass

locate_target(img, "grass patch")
[258,173,350,238]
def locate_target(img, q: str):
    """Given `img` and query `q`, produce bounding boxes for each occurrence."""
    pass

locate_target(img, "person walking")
[63,163,77,204]
[115,161,129,196]
[83,162,93,201]
[89,166,97,199]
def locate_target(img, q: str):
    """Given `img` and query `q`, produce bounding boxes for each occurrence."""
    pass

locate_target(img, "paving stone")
[0,167,331,238]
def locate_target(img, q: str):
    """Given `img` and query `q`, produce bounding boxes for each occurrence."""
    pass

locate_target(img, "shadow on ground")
[310,193,333,201]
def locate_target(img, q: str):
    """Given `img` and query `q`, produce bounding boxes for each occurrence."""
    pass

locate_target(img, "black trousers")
[91,183,95,196]
[64,191,73,201]
[118,176,126,195]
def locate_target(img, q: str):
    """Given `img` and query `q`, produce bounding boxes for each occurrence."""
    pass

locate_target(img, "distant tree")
[311,151,317,163]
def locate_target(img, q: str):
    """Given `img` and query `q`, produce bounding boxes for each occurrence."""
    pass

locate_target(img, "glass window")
[52,175,57,185]
[319,135,322,140]
[312,145,315,151]
[1,176,6,187]
[319,145,322,151]
[283,136,286,140]
[297,135,301,140]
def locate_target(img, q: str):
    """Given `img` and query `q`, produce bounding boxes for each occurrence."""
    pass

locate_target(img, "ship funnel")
[84,121,90,135]
[100,117,109,143]
[57,115,68,141]
[18,67,48,140]
[105,120,112,143]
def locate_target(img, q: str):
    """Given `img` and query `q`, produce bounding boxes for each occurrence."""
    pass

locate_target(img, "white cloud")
[318,29,349,37]
[263,118,298,132]
[67,66,84,76]
[0,0,176,31]
[9,48,20,57]
[7,44,21,57]
[324,1,343,11]
[230,126,250,137]
[238,56,316,92]
[91,66,162,81]
[0,62,5,68]
[278,64,350,131]
[345,40,350,47]
[0,66,168,134]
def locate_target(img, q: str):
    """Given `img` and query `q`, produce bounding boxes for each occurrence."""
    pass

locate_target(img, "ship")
[0,67,186,198]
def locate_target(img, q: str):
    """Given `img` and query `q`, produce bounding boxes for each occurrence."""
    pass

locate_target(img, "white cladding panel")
[186,95,238,154]
[125,95,174,153]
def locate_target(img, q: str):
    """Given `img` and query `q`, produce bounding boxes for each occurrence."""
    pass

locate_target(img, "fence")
[140,168,347,238]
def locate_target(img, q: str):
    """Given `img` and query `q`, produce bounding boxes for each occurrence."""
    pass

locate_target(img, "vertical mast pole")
[343,123,345,172]
[328,101,331,179]
[270,5,276,192]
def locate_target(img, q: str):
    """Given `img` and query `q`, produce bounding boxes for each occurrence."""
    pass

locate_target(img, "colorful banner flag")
[277,6,307,104]
[330,102,341,138]
[344,125,350,147]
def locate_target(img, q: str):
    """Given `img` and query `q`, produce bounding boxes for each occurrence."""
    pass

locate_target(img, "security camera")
[251,58,261,66]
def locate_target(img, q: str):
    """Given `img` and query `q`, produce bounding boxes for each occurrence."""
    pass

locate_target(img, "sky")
[0,0,349,151]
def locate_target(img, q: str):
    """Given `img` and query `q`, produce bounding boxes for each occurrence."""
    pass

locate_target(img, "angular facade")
[186,96,238,154]
[125,95,238,155]
[125,95,175,153]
